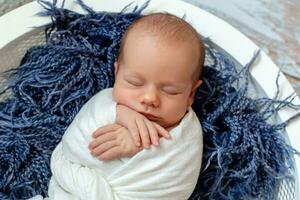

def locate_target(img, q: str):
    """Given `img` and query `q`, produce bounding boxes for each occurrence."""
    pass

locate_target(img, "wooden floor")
[183,0,300,96]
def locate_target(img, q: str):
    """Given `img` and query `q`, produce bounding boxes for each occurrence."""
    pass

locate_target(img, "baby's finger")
[92,124,120,138]
[128,122,141,147]
[153,123,171,139]
[136,117,151,149]
[144,119,159,146]
[98,146,121,161]
[89,131,116,150]
[91,140,117,157]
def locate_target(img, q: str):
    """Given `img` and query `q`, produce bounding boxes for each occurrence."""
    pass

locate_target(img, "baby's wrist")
[116,103,137,115]
[116,104,124,124]
[116,104,132,126]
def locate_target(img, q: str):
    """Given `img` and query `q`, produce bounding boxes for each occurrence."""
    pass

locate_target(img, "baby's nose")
[141,87,159,107]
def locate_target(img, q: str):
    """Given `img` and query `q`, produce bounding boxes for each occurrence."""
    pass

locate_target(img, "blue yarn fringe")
[0,1,299,199]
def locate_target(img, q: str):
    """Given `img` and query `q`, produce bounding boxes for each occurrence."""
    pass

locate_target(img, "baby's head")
[113,13,205,130]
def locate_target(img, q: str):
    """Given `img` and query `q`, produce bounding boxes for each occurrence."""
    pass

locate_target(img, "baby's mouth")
[139,112,160,121]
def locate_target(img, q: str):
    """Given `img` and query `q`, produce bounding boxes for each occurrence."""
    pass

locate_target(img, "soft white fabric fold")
[32,87,203,200]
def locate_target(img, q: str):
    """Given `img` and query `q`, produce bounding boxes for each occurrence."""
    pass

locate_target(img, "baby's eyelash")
[126,79,143,86]
[162,90,180,95]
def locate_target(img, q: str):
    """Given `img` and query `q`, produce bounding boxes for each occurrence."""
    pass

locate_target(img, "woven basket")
[0,0,299,199]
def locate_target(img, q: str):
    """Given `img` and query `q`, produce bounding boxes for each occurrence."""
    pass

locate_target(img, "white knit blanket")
[30,88,203,200]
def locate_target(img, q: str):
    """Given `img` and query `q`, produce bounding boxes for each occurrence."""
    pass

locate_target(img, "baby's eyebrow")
[162,82,186,89]
[124,72,142,79]
[124,72,186,88]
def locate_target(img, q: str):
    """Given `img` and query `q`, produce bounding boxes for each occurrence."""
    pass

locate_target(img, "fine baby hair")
[0,0,299,199]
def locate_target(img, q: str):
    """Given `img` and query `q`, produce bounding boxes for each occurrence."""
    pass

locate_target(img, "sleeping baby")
[31,12,205,200]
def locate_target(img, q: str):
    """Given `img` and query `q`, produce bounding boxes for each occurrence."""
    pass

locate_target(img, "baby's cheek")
[113,87,135,107]
[163,101,185,121]
[113,85,125,101]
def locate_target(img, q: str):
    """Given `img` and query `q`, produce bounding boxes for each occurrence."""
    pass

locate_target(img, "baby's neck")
[165,122,180,132]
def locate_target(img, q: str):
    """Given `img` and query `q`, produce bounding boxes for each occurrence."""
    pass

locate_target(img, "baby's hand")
[116,104,171,148]
[88,124,143,161]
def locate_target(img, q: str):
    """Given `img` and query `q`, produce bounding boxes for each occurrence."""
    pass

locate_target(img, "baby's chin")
[165,124,177,132]
[154,119,179,132]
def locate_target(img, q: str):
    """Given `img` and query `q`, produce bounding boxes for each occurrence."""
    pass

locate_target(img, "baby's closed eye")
[127,80,143,86]
[162,87,182,95]
[125,78,143,87]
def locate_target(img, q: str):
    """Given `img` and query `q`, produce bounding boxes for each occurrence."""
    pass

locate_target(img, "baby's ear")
[188,80,202,107]
[114,61,119,76]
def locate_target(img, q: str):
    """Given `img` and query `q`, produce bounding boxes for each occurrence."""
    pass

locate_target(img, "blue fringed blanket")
[0,1,298,199]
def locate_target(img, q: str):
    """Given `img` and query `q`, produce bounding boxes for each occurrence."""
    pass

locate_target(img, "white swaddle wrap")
[32,87,203,200]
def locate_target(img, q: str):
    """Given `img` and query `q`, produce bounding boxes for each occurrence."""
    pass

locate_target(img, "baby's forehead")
[118,13,204,81]
[124,20,200,58]
[126,14,198,43]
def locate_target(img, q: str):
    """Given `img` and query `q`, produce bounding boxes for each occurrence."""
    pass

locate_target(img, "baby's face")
[113,31,201,130]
